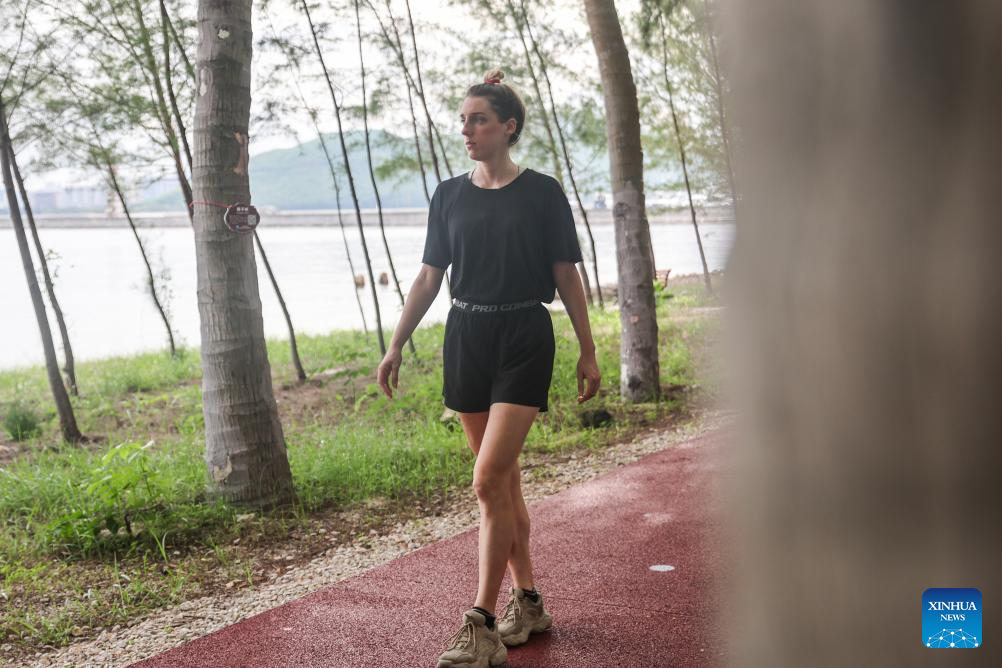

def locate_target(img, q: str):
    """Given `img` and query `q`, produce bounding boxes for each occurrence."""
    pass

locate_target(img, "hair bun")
[484,68,505,83]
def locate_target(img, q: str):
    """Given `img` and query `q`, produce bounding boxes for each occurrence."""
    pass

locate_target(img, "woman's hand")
[377,346,403,399]
[576,350,601,403]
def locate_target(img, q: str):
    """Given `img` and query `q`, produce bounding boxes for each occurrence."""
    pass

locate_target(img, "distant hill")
[134,129,452,212]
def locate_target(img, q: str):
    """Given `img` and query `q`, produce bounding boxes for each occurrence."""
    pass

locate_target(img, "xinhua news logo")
[923,588,981,648]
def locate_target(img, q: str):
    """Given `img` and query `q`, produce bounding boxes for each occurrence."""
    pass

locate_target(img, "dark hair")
[465,68,526,146]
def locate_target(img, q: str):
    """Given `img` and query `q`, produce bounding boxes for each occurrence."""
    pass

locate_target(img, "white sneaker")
[437,608,508,667]
[497,586,553,647]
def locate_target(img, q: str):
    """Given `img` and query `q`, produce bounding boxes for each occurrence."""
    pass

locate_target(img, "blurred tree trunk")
[1,100,82,443]
[584,0,660,402]
[192,0,294,508]
[723,1,1002,664]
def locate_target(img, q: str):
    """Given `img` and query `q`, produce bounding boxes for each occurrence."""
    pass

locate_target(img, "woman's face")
[459,96,515,161]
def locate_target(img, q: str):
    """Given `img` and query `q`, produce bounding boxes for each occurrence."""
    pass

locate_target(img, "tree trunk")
[301,0,386,356]
[402,0,451,179]
[505,0,563,187]
[192,0,294,508]
[367,0,431,203]
[723,1,1002,663]
[104,152,177,358]
[160,0,194,171]
[10,144,78,394]
[253,231,306,382]
[701,0,737,219]
[584,0,659,402]
[658,11,712,294]
[355,0,416,358]
[1,101,82,443]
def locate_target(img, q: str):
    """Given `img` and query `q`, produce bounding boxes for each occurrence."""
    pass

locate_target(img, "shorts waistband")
[451,298,539,313]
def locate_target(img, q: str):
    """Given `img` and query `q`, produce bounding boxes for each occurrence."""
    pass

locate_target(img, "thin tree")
[699,0,736,218]
[656,9,711,293]
[192,0,294,507]
[9,140,78,394]
[353,0,416,357]
[101,147,178,357]
[253,232,306,381]
[262,11,370,334]
[401,0,452,178]
[1,99,82,442]
[300,0,386,355]
[584,0,660,403]
[364,0,431,203]
[519,0,604,307]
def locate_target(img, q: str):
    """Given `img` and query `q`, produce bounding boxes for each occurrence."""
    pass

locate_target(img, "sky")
[14,0,643,191]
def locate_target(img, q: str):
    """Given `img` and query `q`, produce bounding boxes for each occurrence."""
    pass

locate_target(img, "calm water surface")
[0,222,734,370]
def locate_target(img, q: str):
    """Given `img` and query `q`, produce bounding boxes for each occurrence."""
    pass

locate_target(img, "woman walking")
[377,69,601,668]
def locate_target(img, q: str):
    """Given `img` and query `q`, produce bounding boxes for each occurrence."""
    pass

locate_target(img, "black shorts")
[442,301,555,413]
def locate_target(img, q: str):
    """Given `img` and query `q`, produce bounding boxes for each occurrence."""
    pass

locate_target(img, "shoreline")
[0,207,735,229]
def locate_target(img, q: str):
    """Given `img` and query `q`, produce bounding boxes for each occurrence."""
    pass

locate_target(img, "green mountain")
[136,129,449,212]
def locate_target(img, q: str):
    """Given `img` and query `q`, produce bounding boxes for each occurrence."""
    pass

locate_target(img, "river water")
[0,221,734,370]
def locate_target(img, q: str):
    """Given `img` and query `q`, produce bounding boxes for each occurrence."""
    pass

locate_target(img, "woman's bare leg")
[458,403,539,612]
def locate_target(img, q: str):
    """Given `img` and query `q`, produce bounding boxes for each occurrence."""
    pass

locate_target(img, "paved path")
[133,431,727,667]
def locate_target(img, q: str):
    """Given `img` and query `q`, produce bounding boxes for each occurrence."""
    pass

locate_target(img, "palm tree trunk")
[1,101,82,442]
[584,0,660,402]
[10,144,78,394]
[192,0,294,508]
[658,12,712,293]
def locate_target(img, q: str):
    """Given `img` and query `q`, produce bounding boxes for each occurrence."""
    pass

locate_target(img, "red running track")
[132,431,727,667]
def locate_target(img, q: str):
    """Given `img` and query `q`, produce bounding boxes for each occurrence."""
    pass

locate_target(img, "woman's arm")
[377,264,446,398]
[553,262,601,402]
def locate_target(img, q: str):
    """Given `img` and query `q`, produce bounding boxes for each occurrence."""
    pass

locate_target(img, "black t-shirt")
[421,167,583,304]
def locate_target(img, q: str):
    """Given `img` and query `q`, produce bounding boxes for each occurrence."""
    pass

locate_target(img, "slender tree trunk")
[354,0,416,357]
[366,0,431,203]
[366,1,452,298]
[1,101,82,442]
[301,0,386,356]
[584,0,659,402]
[659,12,712,294]
[400,0,450,179]
[127,0,193,222]
[265,5,369,334]
[724,2,1002,663]
[10,145,78,394]
[192,0,294,508]
[160,0,193,171]
[314,126,370,335]
[253,231,306,382]
[521,1,603,307]
[701,0,737,219]
[505,0,563,186]
[161,0,195,84]
[104,153,177,357]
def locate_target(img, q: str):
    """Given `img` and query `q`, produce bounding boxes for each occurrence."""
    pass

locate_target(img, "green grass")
[0,274,722,652]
